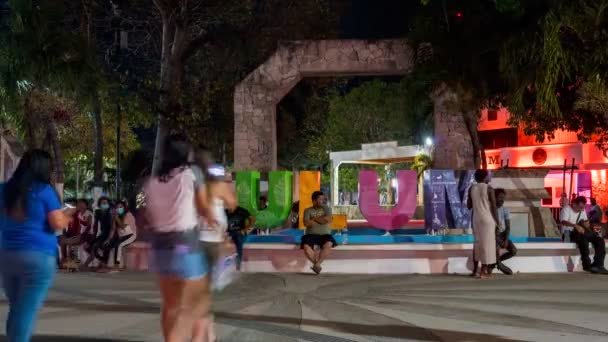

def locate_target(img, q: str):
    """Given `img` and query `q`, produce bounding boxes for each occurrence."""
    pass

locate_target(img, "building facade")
[479,108,608,211]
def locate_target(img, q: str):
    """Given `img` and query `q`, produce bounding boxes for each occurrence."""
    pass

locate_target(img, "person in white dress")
[467,169,499,279]
[196,153,236,342]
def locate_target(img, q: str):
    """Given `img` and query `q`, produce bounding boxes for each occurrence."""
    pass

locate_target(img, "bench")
[122,240,602,274]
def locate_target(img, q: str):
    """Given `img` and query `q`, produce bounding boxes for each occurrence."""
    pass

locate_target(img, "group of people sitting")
[59,197,137,272]
[560,195,607,274]
[469,169,608,278]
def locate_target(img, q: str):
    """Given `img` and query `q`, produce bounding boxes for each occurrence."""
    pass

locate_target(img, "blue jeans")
[1,250,56,342]
[229,232,245,269]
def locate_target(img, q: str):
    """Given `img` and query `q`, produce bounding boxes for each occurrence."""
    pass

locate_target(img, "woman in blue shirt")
[0,149,75,342]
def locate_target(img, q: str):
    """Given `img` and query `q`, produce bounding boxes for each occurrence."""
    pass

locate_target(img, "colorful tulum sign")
[358,170,418,230]
[235,169,476,231]
[235,171,293,229]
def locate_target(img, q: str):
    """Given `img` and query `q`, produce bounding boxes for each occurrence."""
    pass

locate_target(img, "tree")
[305,80,421,163]
[0,0,95,192]
[411,0,554,168]
[107,0,340,171]
[411,153,434,180]
[298,79,429,189]
[144,0,251,173]
[500,0,608,147]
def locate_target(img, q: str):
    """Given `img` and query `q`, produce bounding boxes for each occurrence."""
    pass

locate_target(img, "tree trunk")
[47,121,64,201]
[92,95,104,187]
[23,92,39,149]
[462,110,486,169]
[151,1,189,175]
[151,110,168,175]
[151,9,187,175]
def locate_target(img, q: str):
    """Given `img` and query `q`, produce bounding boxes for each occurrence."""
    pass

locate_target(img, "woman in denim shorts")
[142,134,215,342]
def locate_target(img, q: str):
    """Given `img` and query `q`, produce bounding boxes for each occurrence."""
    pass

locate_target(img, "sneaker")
[497,263,513,275]
[311,264,322,275]
[589,266,608,274]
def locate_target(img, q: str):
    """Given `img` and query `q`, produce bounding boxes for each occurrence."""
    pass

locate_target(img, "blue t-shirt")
[0,183,62,255]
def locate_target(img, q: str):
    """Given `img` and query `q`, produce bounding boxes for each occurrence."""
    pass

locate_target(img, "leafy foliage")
[501,0,608,147]
[411,153,433,180]
[305,80,423,163]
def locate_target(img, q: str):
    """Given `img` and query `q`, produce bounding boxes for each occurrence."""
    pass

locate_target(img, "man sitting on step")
[494,188,517,275]
[302,191,336,274]
[561,196,608,274]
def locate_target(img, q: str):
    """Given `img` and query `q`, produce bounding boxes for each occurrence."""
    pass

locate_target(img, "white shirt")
[199,198,228,242]
[497,206,510,233]
[560,205,588,232]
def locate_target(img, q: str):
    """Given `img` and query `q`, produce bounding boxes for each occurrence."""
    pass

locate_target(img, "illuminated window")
[542,187,553,205]
[479,128,518,149]
[487,110,498,121]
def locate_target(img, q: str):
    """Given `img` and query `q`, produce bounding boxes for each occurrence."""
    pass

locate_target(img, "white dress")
[470,183,497,264]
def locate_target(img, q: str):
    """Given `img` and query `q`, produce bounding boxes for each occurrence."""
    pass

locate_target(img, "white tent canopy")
[329,141,428,205]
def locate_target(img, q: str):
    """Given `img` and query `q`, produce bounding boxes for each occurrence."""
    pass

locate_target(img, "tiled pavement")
[1,272,608,341]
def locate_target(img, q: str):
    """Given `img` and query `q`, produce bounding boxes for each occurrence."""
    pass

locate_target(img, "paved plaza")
[1,272,608,341]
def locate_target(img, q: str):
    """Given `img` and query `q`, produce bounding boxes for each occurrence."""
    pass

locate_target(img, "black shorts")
[300,234,337,249]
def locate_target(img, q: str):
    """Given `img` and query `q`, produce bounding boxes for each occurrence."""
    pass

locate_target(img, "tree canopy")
[501,0,608,146]
[305,79,426,163]
[2,0,607,200]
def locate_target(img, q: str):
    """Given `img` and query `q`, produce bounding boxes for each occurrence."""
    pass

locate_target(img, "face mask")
[117,208,125,215]
[100,204,110,211]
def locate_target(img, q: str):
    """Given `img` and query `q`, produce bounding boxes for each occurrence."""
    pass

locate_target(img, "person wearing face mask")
[82,197,113,269]
[113,202,137,267]
[94,200,137,271]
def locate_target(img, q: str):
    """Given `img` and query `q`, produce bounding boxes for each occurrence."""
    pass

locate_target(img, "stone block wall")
[234,39,415,171]
[491,169,559,238]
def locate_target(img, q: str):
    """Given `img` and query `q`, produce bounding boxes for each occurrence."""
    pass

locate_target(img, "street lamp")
[425,137,433,147]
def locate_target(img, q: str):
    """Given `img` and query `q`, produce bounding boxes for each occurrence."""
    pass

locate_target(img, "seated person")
[60,199,93,265]
[95,201,137,271]
[259,195,268,210]
[302,191,336,275]
[283,201,300,229]
[226,205,255,271]
[494,189,517,275]
[561,196,608,274]
[82,197,113,269]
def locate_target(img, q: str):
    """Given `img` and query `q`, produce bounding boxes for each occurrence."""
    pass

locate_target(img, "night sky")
[339,0,415,39]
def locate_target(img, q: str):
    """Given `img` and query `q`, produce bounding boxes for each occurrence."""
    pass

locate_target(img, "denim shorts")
[148,230,208,280]
[149,248,208,280]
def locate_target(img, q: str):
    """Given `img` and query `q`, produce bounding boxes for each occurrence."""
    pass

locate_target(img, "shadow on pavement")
[0,336,142,342]
[3,300,160,314]
[216,312,522,342]
[0,300,520,341]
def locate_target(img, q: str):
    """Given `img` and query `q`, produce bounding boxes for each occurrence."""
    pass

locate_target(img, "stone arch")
[234,39,416,171]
